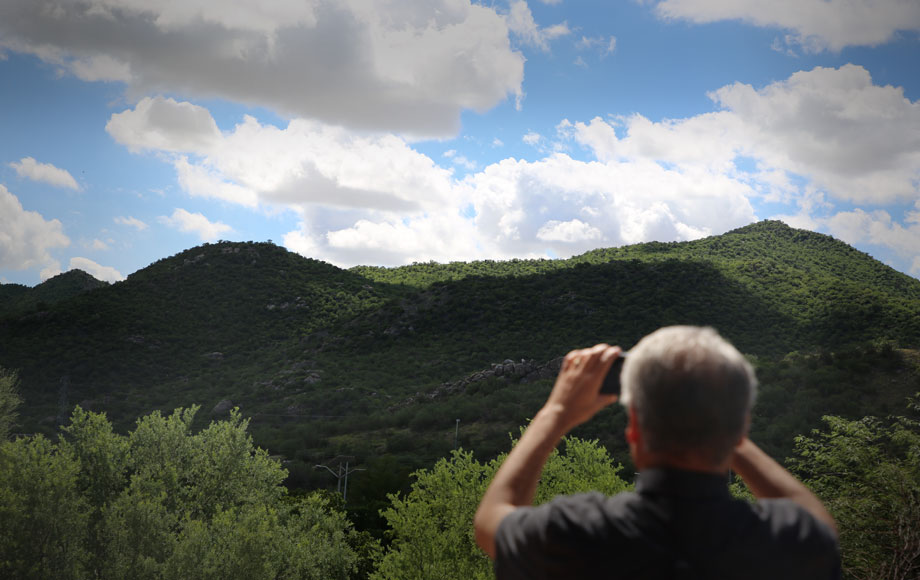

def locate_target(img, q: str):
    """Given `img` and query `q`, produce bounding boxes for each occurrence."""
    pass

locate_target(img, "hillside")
[0,269,109,319]
[1,220,919,487]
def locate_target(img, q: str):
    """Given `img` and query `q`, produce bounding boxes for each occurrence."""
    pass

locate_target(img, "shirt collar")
[635,467,731,500]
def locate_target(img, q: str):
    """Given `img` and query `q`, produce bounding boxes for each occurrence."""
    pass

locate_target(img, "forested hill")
[0,269,108,319]
[1,220,919,471]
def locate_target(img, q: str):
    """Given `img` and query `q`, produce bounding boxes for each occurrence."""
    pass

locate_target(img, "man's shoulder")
[745,497,840,548]
[495,492,839,580]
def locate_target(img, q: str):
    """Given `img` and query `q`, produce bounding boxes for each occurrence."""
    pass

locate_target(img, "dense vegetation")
[2,219,920,576]
[0,404,375,580]
[2,396,917,579]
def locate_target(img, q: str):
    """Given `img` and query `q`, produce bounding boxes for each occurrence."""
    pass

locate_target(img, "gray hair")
[620,326,757,464]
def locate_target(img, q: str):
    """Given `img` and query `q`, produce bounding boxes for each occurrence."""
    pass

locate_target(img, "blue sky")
[1,0,918,285]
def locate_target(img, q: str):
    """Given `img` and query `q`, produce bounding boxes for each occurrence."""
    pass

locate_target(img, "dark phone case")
[600,355,626,395]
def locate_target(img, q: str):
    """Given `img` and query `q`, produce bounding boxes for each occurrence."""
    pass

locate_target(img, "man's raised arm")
[474,344,620,558]
[731,437,837,535]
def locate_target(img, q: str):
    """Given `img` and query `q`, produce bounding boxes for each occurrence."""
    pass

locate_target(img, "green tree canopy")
[789,395,920,580]
[0,406,371,580]
[373,435,630,580]
[0,367,22,440]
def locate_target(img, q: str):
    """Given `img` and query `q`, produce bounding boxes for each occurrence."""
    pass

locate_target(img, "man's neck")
[635,451,730,476]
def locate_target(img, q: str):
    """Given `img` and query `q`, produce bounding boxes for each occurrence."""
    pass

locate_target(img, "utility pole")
[315,456,365,503]
[454,419,460,450]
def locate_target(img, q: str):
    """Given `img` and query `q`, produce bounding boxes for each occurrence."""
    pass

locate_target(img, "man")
[474,326,840,579]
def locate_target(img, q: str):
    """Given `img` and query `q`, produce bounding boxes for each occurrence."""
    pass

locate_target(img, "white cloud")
[0,185,69,277]
[459,153,756,259]
[709,65,920,204]
[40,266,62,281]
[159,208,232,241]
[0,0,524,137]
[443,149,477,170]
[9,157,80,190]
[523,131,542,146]
[825,208,920,273]
[114,216,149,230]
[174,157,260,208]
[106,97,221,153]
[653,0,920,52]
[124,108,458,213]
[506,0,571,52]
[89,239,109,251]
[567,65,920,205]
[536,219,602,242]
[103,67,918,274]
[285,210,486,266]
[69,257,124,283]
[575,35,616,56]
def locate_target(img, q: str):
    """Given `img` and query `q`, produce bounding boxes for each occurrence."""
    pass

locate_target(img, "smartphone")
[600,351,628,395]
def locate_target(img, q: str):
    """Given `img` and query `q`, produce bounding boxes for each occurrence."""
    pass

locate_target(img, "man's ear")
[625,405,640,445]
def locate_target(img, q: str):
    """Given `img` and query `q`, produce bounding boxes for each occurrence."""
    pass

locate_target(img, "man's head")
[620,326,757,468]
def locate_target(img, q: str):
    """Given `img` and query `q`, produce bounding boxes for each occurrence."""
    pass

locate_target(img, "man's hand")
[474,344,622,559]
[546,344,622,432]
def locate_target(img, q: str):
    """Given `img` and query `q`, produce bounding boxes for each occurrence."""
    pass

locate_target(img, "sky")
[1,0,919,286]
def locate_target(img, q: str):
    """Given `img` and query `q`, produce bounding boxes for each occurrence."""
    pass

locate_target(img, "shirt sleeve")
[753,499,842,580]
[493,493,613,580]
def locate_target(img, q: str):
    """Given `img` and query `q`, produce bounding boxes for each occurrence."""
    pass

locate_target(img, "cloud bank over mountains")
[100,64,920,272]
[0,0,918,280]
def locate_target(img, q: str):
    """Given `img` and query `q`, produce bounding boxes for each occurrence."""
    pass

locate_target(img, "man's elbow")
[473,505,497,559]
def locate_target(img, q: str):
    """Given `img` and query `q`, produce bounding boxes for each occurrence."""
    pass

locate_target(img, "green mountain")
[0,269,109,319]
[2,220,919,482]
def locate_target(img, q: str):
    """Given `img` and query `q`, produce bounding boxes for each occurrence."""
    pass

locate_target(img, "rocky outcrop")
[391,356,563,409]
[212,399,234,415]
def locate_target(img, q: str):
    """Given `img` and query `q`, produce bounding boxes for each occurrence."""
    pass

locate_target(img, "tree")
[0,406,369,580]
[373,436,630,580]
[0,367,22,440]
[0,435,89,580]
[789,395,920,580]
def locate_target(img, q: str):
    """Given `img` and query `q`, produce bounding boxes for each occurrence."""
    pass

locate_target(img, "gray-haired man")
[475,326,840,579]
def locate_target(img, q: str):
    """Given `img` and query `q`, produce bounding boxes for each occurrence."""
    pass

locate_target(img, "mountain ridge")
[1,220,919,474]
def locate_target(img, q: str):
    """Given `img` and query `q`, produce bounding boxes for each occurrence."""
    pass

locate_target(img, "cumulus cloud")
[709,65,920,204]
[9,157,80,190]
[0,185,69,277]
[114,216,149,230]
[69,257,124,283]
[537,219,603,243]
[104,67,917,273]
[0,0,524,136]
[567,65,920,205]
[110,98,456,211]
[461,153,756,258]
[653,0,920,52]
[159,208,232,241]
[825,207,920,274]
[106,97,221,153]
[506,0,571,52]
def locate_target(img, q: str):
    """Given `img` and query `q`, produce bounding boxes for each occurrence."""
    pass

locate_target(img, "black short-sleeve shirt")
[494,468,840,580]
